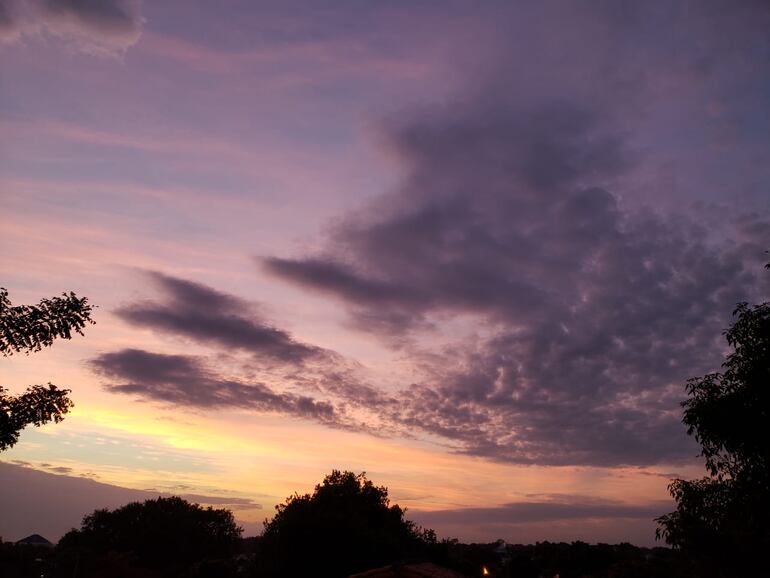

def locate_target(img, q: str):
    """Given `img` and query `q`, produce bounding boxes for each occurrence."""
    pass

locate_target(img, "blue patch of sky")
[4,429,218,475]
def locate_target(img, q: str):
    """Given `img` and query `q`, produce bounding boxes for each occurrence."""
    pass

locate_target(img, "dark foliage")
[1,287,94,451]
[1,535,690,578]
[0,383,74,450]
[500,541,688,578]
[656,261,770,576]
[427,540,689,578]
[56,496,242,577]
[1,287,95,356]
[254,470,435,577]
[0,541,56,578]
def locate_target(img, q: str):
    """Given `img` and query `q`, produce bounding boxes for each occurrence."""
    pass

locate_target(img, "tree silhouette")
[656,261,769,576]
[1,287,94,355]
[255,470,435,577]
[58,496,242,576]
[0,383,74,451]
[0,287,94,450]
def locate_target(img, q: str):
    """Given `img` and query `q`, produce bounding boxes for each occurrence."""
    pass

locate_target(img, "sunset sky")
[1,0,769,545]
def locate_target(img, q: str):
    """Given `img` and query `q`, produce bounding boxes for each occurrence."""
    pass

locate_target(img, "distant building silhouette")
[15,534,54,547]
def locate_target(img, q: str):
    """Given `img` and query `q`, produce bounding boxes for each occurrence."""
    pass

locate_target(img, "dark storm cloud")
[0,0,142,52]
[91,348,344,425]
[116,272,326,366]
[263,98,768,464]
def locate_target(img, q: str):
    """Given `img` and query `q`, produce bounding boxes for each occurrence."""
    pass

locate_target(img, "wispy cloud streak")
[116,272,326,365]
[91,348,342,425]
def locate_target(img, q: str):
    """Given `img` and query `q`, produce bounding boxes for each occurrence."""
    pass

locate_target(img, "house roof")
[15,534,54,547]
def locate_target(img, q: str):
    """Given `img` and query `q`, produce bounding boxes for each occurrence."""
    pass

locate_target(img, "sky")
[1,0,769,546]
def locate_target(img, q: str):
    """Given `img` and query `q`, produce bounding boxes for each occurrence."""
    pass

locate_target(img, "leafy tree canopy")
[59,496,242,572]
[1,287,94,356]
[257,470,435,578]
[1,287,94,451]
[0,383,73,451]
[656,261,769,575]
[680,299,769,484]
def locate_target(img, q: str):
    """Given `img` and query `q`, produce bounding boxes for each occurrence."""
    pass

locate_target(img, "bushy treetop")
[258,470,434,577]
[59,496,242,569]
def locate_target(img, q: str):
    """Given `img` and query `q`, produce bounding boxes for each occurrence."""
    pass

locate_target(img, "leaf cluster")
[1,287,95,356]
[0,383,74,450]
[681,300,770,484]
[656,261,770,575]
[1,287,95,451]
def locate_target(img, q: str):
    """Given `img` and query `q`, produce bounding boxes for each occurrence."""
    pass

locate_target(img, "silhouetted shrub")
[57,496,241,577]
[254,470,435,577]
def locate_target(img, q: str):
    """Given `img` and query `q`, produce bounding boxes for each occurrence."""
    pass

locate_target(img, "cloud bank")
[259,1,770,467]
[409,495,673,545]
[90,0,770,469]
[0,461,261,542]
[412,497,672,526]
[262,95,767,466]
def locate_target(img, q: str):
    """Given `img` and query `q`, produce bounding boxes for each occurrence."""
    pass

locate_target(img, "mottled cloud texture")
[262,99,767,466]
[0,0,142,53]
[92,1,769,469]
[260,2,770,466]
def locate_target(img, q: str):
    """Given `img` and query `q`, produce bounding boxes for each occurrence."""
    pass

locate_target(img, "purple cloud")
[95,272,407,439]
[86,0,770,468]
[411,497,673,526]
[0,0,142,53]
[115,271,327,366]
[261,97,768,466]
[91,348,341,424]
